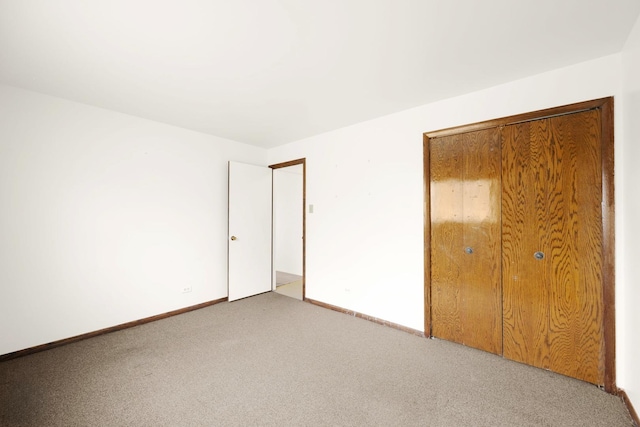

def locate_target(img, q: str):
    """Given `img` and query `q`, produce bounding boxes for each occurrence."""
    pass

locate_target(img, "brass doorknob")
[230,236,237,241]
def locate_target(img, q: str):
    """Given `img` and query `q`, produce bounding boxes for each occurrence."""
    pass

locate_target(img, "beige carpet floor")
[0,292,634,426]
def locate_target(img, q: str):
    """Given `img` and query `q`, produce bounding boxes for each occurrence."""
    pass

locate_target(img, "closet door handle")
[465,247,474,254]
[534,251,544,260]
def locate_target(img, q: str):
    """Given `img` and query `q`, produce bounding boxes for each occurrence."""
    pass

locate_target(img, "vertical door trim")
[269,158,307,300]
[600,99,616,391]
[423,135,432,336]
[423,97,615,392]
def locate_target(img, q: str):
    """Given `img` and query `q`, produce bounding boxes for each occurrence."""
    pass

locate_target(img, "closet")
[424,98,614,389]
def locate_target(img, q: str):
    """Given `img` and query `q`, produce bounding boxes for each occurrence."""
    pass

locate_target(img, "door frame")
[423,97,615,392]
[270,158,307,300]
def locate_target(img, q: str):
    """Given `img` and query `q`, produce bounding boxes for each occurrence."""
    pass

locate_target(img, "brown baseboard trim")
[306,298,425,337]
[0,297,228,363]
[618,388,640,426]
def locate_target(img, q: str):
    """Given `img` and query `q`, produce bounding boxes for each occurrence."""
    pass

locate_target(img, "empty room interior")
[2,1,640,425]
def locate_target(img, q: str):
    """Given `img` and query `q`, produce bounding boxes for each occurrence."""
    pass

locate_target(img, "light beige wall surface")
[621,9,640,412]
[0,85,267,355]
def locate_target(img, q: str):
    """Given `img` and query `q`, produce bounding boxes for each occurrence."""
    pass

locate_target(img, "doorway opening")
[270,159,306,301]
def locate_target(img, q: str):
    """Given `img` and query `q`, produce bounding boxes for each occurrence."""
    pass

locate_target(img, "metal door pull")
[534,251,544,260]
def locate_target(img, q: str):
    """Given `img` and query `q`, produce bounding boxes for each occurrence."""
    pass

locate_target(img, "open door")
[228,161,272,301]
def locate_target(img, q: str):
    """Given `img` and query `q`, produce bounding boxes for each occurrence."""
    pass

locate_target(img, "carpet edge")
[0,297,228,362]
[305,298,425,337]
[618,388,640,426]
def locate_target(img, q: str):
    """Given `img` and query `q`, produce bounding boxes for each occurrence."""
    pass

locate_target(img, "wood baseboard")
[306,298,425,337]
[618,388,640,426]
[0,297,228,363]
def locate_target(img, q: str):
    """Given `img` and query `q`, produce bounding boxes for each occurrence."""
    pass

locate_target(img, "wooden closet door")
[501,110,604,385]
[430,128,502,354]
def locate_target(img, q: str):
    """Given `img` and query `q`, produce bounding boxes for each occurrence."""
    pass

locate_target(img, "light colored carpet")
[0,292,634,426]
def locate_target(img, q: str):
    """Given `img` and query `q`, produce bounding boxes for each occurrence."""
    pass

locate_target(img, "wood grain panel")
[430,128,502,354]
[425,98,611,140]
[425,97,614,390]
[502,111,604,385]
[430,134,465,343]
[546,110,604,384]
[600,98,616,393]
[502,121,551,369]
[460,129,502,354]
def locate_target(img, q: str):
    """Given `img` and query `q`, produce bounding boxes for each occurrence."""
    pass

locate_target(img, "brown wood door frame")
[423,97,616,392]
[269,158,307,300]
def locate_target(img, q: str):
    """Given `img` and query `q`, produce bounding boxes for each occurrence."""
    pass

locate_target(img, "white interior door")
[228,161,272,301]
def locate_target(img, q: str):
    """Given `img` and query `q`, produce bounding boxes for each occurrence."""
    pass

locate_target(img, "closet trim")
[422,97,615,393]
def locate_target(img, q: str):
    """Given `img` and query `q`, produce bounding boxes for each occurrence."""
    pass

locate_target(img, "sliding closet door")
[430,128,502,354]
[501,110,604,385]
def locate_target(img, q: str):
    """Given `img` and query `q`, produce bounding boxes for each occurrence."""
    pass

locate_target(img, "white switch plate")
[182,286,192,293]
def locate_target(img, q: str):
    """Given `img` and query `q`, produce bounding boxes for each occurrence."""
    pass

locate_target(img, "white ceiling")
[1,1,639,148]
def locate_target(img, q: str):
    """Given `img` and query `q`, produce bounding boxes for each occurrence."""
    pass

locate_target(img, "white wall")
[620,11,640,411]
[1,44,636,411]
[274,166,303,276]
[0,85,266,355]
[268,54,623,337]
